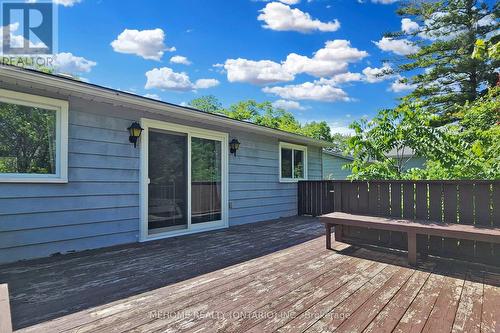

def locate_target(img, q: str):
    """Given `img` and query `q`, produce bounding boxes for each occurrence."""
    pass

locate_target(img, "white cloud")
[283,40,368,77]
[170,55,191,65]
[477,14,497,27]
[193,78,220,89]
[145,67,219,91]
[374,37,419,56]
[314,40,369,62]
[362,64,394,83]
[53,0,82,6]
[53,52,96,73]
[272,99,305,110]
[389,76,416,92]
[144,93,162,100]
[27,0,82,5]
[418,12,466,41]
[0,22,47,50]
[283,53,347,77]
[263,80,350,102]
[223,58,294,85]
[370,0,398,3]
[328,72,364,84]
[111,28,171,60]
[329,125,354,135]
[222,40,368,84]
[257,2,340,33]
[401,18,419,34]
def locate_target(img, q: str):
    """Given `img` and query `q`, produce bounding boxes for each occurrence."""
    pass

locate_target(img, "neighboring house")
[386,147,426,171]
[0,65,329,264]
[322,150,353,180]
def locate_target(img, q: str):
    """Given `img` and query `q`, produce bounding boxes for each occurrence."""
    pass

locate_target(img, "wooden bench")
[321,212,500,266]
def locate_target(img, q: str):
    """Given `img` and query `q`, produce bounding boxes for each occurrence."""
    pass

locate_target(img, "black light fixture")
[229,138,240,156]
[127,122,144,148]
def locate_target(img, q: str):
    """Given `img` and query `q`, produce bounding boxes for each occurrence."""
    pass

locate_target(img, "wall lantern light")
[229,138,240,157]
[127,122,144,148]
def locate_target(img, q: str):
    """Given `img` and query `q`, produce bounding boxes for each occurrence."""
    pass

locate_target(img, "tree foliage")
[390,0,499,123]
[188,95,350,147]
[0,102,56,174]
[346,0,499,180]
[347,87,500,180]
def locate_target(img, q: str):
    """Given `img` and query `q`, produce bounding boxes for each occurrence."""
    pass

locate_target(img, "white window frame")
[139,118,229,242]
[0,89,68,183]
[279,142,308,183]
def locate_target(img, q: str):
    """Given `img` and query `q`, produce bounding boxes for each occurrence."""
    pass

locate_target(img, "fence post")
[0,284,12,333]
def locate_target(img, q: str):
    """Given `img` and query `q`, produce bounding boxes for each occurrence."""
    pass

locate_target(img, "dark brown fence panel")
[403,183,415,219]
[358,182,369,214]
[378,183,391,244]
[458,183,475,258]
[442,183,459,257]
[368,182,379,214]
[390,182,406,249]
[415,183,429,254]
[475,183,493,262]
[297,180,499,265]
[428,183,444,256]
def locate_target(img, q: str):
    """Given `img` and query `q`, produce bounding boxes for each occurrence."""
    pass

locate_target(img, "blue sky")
[8,0,433,134]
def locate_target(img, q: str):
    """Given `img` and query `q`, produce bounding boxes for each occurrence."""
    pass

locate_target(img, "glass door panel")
[148,129,188,234]
[191,137,222,224]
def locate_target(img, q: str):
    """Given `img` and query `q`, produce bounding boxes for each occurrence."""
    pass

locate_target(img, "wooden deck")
[1,216,499,333]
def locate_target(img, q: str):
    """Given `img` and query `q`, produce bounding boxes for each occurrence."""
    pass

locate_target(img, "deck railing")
[298,180,500,265]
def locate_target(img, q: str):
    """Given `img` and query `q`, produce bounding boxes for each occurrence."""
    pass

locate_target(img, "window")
[0,89,68,183]
[279,142,307,182]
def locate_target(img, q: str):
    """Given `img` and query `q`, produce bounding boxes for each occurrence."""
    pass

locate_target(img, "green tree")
[187,96,349,146]
[254,104,301,133]
[390,0,499,123]
[224,100,261,121]
[347,87,500,180]
[0,103,57,174]
[188,95,223,113]
[300,121,332,142]
[346,102,459,179]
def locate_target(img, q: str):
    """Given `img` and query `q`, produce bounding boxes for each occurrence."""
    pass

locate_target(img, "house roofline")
[322,149,354,160]
[0,64,333,147]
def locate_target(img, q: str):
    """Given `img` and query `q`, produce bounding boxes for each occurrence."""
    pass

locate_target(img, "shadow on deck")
[0,216,324,330]
[1,216,499,332]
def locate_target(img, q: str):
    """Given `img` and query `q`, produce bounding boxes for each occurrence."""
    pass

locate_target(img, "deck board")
[0,216,498,333]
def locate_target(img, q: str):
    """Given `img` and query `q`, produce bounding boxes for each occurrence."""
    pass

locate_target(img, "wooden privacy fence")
[298,180,500,265]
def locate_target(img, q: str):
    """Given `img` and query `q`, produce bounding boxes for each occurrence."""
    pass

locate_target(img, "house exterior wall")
[0,85,322,263]
[322,154,352,180]
[400,156,426,171]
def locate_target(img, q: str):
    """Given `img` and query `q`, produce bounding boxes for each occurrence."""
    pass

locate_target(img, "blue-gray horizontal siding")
[228,130,322,226]
[0,85,324,263]
[0,107,140,263]
[322,154,352,180]
[400,156,426,171]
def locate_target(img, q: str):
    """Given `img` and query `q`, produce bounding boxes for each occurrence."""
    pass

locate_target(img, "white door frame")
[139,118,229,242]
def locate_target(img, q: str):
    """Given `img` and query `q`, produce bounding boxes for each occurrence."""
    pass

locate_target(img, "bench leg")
[334,225,343,242]
[408,231,417,266]
[325,224,332,250]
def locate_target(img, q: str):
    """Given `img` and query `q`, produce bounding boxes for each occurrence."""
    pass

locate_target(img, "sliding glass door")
[141,119,228,240]
[191,137,222,224]
[147,129,188,234]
